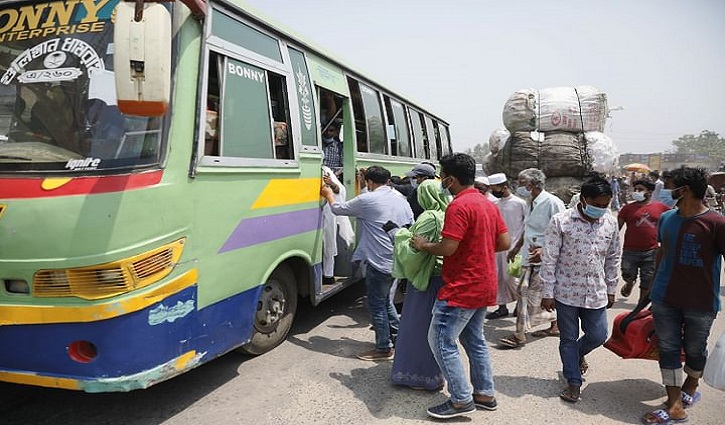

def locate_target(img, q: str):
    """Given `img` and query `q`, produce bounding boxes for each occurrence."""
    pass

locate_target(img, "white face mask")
[410,180,419,189]
[440,177,452,197]
[632,191,646,202]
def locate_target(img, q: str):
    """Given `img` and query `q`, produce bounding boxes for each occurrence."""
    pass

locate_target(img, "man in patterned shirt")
[540,176,621,403]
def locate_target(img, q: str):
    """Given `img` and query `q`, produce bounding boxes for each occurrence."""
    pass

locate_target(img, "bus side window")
[205,52,221,156]
[269,73,293,160]
[215,55,293,161]
[409,108,426,159]
[347,78,367,153]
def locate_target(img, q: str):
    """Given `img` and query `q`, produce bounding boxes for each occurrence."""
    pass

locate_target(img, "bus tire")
[239,265,298,355]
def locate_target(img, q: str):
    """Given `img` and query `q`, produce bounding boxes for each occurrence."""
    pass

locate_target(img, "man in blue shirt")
[321,165,413,361]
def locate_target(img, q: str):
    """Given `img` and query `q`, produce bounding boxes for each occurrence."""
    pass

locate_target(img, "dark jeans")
[621,249,657,289]
[651,302,716,386]
[365,266,400,352]
[555,301,608,387]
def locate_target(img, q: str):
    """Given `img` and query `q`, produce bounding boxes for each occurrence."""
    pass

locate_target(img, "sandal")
[621,281,635,297]
[499,334,526,348]
[579,356,589,375]
[681,391,701,409]
[641,409,689,424]
[559,385,581,403]
[532,328,560,338]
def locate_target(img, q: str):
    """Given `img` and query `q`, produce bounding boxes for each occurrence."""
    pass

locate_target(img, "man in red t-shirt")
[617,179,670,302]
[412,153,510,419]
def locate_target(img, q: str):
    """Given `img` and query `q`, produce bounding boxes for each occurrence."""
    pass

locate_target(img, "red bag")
[605,305,686,361]
[605,309,662,360]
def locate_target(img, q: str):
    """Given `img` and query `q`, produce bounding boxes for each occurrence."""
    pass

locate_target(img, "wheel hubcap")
[255,282,286,333]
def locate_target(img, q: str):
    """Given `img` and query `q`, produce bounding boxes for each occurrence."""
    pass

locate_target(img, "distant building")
[619,153,719,172]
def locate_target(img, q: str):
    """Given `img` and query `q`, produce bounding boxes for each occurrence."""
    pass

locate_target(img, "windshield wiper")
[0,155,32,161]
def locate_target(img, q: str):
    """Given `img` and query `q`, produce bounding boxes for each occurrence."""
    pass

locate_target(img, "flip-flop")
[681,391,701,409]
[641,409,689,424]
[499,334,526,349]
[621,281,635,297]
[532,329,560,338]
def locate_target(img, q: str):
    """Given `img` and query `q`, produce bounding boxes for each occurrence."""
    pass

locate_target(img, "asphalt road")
[2,280,724,425]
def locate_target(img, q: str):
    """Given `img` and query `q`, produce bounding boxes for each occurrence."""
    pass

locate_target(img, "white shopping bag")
[704,331,725,391]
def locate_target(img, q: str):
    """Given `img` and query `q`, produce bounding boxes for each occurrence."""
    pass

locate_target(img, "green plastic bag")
[507,254,522,278]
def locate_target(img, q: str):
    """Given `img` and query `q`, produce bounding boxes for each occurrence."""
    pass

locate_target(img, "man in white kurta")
[485,173,527,319]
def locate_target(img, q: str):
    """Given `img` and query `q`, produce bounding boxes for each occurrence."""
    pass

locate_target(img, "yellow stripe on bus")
[0,371,81,390]
[251,178,321,209]
[0,269,198,326]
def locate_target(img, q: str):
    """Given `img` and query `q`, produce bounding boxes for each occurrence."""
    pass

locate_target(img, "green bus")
[0,0,452,392]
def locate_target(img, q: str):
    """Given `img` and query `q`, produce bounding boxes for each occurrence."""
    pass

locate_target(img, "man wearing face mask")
[486,173,527,319]
[617,180,670,302]
[540,176,621,403]
[321,165,414,361]
[404,163,437,219]
[641,166,724,425]
[658,171,679,208]
[500,168,565,348]
[412,153,510,419]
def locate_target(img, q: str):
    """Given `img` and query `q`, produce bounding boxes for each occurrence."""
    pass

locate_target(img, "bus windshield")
[0,0,164,173]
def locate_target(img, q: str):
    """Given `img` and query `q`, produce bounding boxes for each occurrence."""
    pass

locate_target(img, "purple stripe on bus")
[219,207,321,253]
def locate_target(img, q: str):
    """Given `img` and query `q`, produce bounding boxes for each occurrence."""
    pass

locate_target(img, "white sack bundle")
[502,86,608,133]
[502,88,538,133]
[585,131,619,173]
[488,127,510,154]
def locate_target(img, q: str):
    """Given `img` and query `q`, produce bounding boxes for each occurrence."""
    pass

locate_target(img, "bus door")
[317,86,357,288]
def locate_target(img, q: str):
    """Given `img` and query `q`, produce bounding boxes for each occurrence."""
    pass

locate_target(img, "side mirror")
[113,2,171,117]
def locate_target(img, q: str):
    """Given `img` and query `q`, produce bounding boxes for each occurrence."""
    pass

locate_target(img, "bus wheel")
[239,265,298,355]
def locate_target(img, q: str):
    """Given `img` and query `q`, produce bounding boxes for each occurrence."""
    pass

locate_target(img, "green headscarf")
[417,178,450,212]
[392,180,449,291]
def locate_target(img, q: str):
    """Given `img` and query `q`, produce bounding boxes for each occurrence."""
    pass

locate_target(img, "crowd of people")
[319,153,724,422]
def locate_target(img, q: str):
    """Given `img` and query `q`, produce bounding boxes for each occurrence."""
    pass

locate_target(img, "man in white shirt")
[500,168,565,348]
[486,173,527,319]
[540,176,621,403]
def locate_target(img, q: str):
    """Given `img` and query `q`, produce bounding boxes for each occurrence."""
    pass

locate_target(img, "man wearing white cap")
[474,176,497,203]
[405,163,437,219]
[486,173,527,319]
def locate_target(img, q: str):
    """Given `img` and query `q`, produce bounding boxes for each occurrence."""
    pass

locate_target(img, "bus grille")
[33,239,185,300]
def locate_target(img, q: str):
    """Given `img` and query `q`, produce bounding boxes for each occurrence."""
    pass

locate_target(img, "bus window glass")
[359,83,387,155]
[221,57,292,160]
[409,108,426,159]
[439,123,451,156]
[0,0,164,173]
[205,53,222,156]
[287,47,317,147]
[424,116,438,161]
[211,11,282,63]
[386,97,411,157]
[347,78,367,152]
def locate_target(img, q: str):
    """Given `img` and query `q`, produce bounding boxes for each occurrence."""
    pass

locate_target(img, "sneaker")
[356,348,394,361]
[427,400,476,419]
[474,397,498,411]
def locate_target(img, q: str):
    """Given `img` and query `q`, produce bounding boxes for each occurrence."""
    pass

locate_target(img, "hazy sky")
[242,0,724,154]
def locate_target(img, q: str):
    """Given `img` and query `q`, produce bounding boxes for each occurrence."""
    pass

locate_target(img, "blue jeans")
[365,266,399,352]
[428,299,494,404]
[556,301,608,387]
[651,302,716,385]
[621,249,657,289]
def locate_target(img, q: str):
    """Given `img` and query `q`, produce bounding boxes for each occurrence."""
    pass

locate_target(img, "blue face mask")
[440,177,452,197]
[583,202,608,219]
[660,189,673,204]
[516,186,531,198]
